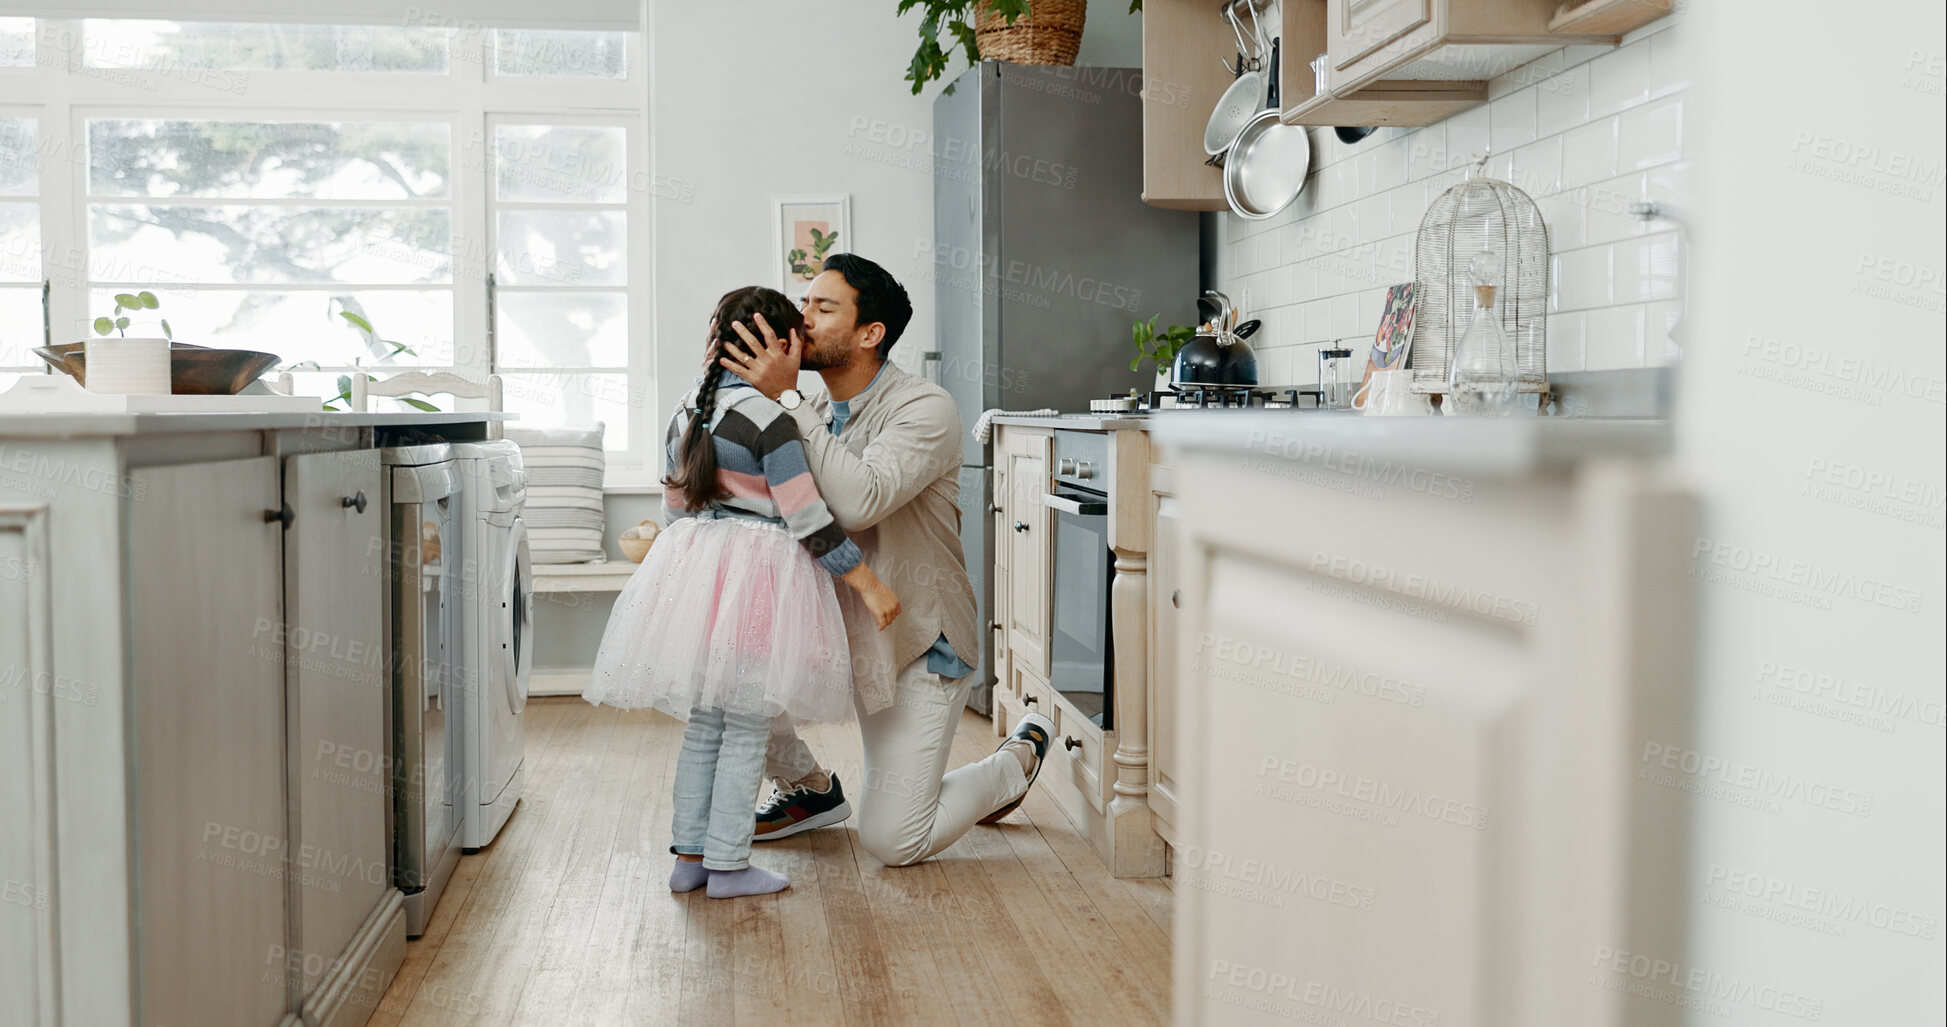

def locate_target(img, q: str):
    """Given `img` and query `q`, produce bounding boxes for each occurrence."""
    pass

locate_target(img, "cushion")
[504,423,608,564]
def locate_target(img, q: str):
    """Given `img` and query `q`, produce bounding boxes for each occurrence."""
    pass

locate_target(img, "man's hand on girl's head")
[721,312,802,401]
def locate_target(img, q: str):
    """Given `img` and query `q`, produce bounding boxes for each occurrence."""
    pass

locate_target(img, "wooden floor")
[368,697,1174,1026]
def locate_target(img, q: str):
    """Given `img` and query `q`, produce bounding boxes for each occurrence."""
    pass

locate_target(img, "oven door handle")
[1042,492,1107,516]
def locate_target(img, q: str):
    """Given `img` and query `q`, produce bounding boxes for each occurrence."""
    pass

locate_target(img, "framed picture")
[772,195,850,301]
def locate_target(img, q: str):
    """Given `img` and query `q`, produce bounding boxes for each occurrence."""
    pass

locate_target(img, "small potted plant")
[84,291,174,394]
[1130,313,1194,391]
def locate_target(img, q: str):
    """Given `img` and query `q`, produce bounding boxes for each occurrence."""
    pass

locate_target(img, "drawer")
[1014,664,1057,731]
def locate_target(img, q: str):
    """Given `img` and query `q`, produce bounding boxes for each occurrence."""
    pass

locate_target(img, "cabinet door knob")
[1062,736,1081,751]
[265,504,294,528]
[1022,694,1038,706]
[342,490,369,514]
[1013,521,1030,533]
[1170,589,1181,608]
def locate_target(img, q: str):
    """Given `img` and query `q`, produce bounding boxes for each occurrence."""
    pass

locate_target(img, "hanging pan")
[1224,108,1310,220]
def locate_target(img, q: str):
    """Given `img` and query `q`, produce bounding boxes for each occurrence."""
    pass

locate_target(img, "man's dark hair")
[823,252,913,360]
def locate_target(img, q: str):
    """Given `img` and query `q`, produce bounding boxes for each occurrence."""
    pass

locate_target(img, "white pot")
[83,337,171,395]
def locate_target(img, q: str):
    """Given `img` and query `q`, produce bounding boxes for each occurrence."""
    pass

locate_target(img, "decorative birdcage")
[1410,157,1550,396]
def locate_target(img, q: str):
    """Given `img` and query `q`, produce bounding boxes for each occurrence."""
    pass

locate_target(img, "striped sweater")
[662,374,862,577]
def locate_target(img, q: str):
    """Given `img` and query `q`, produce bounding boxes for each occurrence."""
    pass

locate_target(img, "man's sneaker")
[753,772,852,842]
[978,711,1055,824]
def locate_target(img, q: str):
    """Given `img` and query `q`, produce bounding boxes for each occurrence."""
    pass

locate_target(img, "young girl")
[583,286,900,898]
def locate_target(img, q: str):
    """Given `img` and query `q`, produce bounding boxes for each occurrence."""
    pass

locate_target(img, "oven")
[1044,430,1114,730]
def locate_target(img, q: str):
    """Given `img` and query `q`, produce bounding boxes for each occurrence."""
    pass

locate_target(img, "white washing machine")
[451,439,533,850]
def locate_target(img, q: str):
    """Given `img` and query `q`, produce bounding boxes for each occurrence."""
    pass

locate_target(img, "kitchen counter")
[1154,412,1670,478]
[987,411,1152,432]
[0,410,514,437]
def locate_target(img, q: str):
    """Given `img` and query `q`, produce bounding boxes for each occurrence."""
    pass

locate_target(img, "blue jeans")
[670,706,773,871]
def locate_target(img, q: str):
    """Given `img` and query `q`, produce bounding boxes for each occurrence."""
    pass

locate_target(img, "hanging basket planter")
[974,0,1087,67]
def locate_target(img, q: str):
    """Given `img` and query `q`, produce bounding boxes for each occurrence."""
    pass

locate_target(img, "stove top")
[1090,387,1324,413]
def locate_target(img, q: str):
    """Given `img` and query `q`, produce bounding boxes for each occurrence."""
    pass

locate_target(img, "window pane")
[91,205,451,286]
[495,210,625,286]
[0,18,29,67]
[493,30,627,78]
[89,120,451,200]
[498,371,633,441]
[0,117,35,196]
[0,204,37,282]
[495,292,626,367]
[82,20,448,74]
[1,286,42,366]
[89,287,454,367]
[493,125,626,203]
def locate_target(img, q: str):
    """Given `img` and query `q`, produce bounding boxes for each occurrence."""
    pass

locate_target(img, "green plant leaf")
[114,293,139,310]
[335,374,352,397]
[400,397,440,412]
[159,318,172,340]
[1128,0,1142,12]
[339,311,374,334]
[137,291,158,309]
[92,317,112,335]
[114,316,129,330]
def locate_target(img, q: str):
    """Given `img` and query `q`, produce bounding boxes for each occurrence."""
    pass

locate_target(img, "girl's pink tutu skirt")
[582,514,854,724]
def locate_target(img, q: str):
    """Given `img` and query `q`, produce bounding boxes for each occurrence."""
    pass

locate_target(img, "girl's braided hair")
[662,285,806,509]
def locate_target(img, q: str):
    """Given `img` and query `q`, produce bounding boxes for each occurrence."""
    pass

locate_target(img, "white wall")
[535,0,1143,672]
[1677,1,1945,1021]
[648,0,1142,426]
[1216,19,1686,389]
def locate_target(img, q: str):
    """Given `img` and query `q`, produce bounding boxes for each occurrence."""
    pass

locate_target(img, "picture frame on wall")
[772,195,850,301]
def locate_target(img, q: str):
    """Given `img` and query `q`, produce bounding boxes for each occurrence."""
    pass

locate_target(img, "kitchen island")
[1150,413,1696,1027]
[0,410,509,1027]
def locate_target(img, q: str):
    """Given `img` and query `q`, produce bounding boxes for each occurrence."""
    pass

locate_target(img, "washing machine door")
[501,517,533,717]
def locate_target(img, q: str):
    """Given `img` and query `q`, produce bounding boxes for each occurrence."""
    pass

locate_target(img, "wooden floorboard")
[377,698,1174,1026]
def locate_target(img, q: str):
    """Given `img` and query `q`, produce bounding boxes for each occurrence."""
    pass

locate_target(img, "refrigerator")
[931,62,1199,713]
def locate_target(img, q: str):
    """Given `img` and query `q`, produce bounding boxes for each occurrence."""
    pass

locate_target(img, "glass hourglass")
[1446,251,1518,416]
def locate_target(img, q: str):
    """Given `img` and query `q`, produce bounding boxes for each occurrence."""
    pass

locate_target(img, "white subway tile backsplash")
[1509,134,1564,198]
[1554,246,1613,312]
[1491,90,1538,153]
[1562,118,1619,188]
[1219,26,1684,389]
[1588,39,1652,118]
[1444,105,1492,171]
[1583,304,1646,369]
[1256,230,1283,270]
[1536,191,1588,250]
[1616,94,1683,171]
[1583,173,1648,246]
[1612,231,1680,304]
[1648,25,1686,99]
[1536,61,1591,138]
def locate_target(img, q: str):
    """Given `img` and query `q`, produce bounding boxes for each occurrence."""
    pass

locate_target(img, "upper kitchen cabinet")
[1280,0,1671,126]
[1140,0,1237,209]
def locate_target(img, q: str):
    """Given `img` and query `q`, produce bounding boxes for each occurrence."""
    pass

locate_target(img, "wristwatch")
[777,388,804,411]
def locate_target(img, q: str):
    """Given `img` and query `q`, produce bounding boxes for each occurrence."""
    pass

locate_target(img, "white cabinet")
[0,416,484,1027]
[1001,428,1052,679]
[1161,417,1693,1027]
[129,456,291,1027]
[989,422,1165,879]
[284,449,403,1026]
[1144,463,1184,845]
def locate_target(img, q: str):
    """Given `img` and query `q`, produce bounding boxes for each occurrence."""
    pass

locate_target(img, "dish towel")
[971,408,1059,445]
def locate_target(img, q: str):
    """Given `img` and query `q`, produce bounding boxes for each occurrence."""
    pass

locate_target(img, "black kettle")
[1170,318,1261,390]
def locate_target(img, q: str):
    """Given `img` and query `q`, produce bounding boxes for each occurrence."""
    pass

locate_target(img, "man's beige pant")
[766,656,1028,867]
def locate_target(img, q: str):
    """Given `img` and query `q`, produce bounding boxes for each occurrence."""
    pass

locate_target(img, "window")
[1,19,652,483]
[0,113,39,395]
[85,117,457,396]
